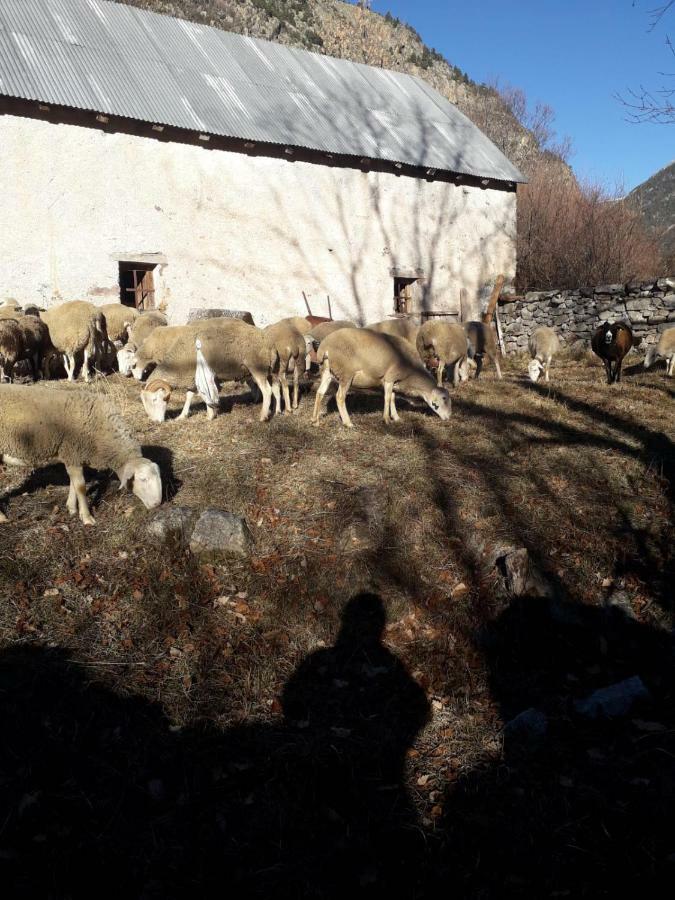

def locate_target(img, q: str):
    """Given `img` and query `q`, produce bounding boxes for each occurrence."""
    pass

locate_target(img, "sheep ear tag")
[195,338,219,408]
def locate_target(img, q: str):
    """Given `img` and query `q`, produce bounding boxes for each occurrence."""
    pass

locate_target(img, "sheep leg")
[545,357,551,382]
[82,348,91,383]
[491,353,502,380]
[390,389,401,422]
[292,360,300,410]
[270,379,281,416]
[311,363,333,425]
[178,391,195,419]
[336,378,354,428]
[280,368,292,415]
[437,362,444,388]
[383,381,394,424]
[64,353,76,381]
[250,373,272,421]
[615,359,623,383]
[65,465,95,526]
[474,355,484,379]
[452,359,460,388]
[667,355,675,377]
[0,364,6,383]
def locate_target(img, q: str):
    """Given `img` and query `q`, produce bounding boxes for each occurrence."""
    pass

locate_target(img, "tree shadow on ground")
[0,592,431,899]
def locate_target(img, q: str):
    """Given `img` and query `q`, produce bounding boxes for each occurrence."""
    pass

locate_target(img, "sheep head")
[119,458,162,509]
[643,347,656,369]
[528,358,545,382]
[426,386,451,420]
[117,345,136,377]
[141,380,171,423]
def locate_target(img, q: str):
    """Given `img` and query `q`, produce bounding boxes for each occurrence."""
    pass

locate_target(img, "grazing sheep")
[0,320,24,382]
[0,384,162,525]
[312,329,451,427]
[416,321,471,387]
[15,316,52,380]
[527,326,561,383]
[100,304,140,344]
[130,325,188,381]
[276,316,313,335]
[367,317,420,346]
[41,301,107,382]
[591,321,633,384]
[309,320,356,343]
[126,310,168,352]
[644,327,675,377]
[263,320,307,413]
[464,321,502,380]
[140,320,279,423]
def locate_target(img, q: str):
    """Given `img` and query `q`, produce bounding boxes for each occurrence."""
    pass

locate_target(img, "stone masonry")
[498,277,675,354]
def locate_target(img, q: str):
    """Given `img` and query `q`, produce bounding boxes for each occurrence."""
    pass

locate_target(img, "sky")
[368,0,674,191]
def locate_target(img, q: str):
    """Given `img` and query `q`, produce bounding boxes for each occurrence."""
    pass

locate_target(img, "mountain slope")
[628,161,675,265]
[123,0,549,176]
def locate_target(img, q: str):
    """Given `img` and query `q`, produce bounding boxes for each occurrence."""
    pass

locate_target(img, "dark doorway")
[119,262,156,310]
[393,277,419,314]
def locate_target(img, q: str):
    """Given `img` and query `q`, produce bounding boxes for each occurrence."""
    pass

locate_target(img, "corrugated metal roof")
[0,0,526,182]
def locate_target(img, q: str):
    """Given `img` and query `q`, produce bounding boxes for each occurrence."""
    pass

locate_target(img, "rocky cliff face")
[628,161,675,265]
[123,0,545,175]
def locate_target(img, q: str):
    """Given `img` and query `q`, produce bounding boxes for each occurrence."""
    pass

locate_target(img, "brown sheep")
[0,320,24,382]
[15,316,52,380]
[100,303,140,344]
[591,321,633,384]
[464,321,502,380]
[416,321,471,387]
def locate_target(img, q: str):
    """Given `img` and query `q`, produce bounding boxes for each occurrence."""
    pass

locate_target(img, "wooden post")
[302,291,313,317]
[326,295,333,321]
[482,274,505,325]
[459,287,469,323]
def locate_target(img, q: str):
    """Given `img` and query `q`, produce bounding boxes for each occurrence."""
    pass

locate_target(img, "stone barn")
[0,0,524,325]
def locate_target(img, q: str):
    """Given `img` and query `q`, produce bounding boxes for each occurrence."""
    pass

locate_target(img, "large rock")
[594,284,625,295]
[190,508,252,558]
[575,676,650,719]
[147,506,196,547]
[187,308,255,325]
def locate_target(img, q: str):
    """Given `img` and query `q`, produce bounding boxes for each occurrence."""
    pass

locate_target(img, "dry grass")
[1,355,673,895]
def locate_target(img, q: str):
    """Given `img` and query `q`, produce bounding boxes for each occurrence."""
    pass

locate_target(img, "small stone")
[503,708,548,750]
[187,308,254,324]
[147,506,195,546]
[575,676,651,719]
[190,508,253,558]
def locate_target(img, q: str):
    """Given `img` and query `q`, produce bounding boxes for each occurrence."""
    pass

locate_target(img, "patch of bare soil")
[1,354,673,896]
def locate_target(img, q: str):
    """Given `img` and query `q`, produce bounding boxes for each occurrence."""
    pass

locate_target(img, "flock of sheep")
[0,296,673,526]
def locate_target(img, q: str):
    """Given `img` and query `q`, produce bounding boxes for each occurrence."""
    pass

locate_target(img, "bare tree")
[620,1,674,123]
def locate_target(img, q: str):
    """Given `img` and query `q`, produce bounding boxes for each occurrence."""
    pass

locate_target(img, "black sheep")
[591,321,633,384]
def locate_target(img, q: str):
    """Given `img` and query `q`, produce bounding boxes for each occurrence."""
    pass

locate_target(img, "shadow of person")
[432,597,675,897]
[0,593,430,899]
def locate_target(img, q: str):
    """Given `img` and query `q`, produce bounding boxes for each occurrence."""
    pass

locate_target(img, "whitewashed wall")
[0,113,517,325]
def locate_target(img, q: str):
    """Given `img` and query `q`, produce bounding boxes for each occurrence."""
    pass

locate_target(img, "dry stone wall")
[499,277,675,353]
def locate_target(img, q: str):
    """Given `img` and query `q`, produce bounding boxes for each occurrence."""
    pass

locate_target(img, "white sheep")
[527,326,561,383]
[122,311,168,369]
[416,320,471,387]
[464,321,502,380]
[308,320,356,344]
[41,301,107,382]
[312,328,451,427]
[0,384,162,525]
[367,317,419,346]
[100,303,140,344]
[139,319,279,423]
[0,320,24,382]
[644,327,675,377]
[263,320,307,413]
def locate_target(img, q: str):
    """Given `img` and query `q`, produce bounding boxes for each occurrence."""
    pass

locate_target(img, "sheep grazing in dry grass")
[416,320,471,387]
[263,320,308,413]
[464,321,502,379]
[527,326,561,383]
[15,315,52,380]
[40,301,107,382]
[591,321,633,384]
[0,384,162,525]
[125,311,168,354]
[130,325,187,381]
[312,329,451,427]
[644,327,675,377]
[100,304,140,344]
[140,320,279,423]
[367,317,419,346]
